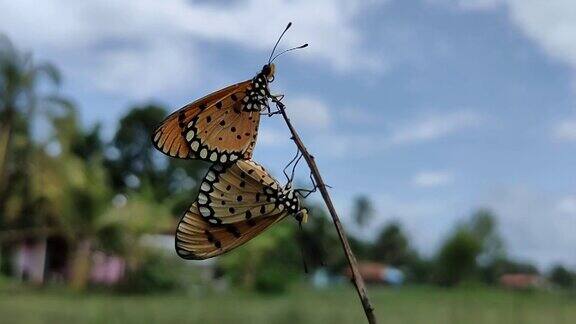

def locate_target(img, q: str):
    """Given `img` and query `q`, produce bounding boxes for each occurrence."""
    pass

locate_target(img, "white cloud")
[557,196,576,214]
[0,0,388,98]
[552,118,576,141]
[285,96,332,130]
[286,110,484,159]
[430,1,576,74]
[257,127,290,147]
[387,111,482,146]
[412,171,454,188]
[338,107,381,125]
[89,40,199,98]
[481,187,576,268]
[425,0,503,11]
[504,0,576,70]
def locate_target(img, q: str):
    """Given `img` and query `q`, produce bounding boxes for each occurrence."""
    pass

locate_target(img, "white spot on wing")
[199,207,211,217]
[186,130,195,141]
[200,182,211,192]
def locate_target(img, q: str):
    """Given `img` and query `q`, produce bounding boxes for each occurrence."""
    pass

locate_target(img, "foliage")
[105,104,205,206]
[352,195,374,228]
[434,229,482,286]
[117,251,191,294]
[97,189,172,256]
[219,220,302,293]
[0,34,68,229]
[299,203,345,274]
[371,222,413,267]
[549,265,575,290]
[480,257,539,285]
[466,208,504,265]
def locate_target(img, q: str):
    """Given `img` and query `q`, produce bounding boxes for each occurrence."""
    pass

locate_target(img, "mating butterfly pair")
[151,23,311,259]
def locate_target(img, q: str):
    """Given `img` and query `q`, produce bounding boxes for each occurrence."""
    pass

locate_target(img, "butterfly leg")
[260,102,282,116]
[272,94,285,101]
[295,172,319,198]
[289,151,304,184]
[283,147,301,182]
[262,94,285,116]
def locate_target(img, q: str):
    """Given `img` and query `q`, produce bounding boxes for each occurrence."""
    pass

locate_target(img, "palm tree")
[31,107,172,290]
[353,195,374,228]
[0,34,67,225]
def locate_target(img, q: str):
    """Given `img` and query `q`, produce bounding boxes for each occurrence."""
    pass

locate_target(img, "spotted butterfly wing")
[196,160,296,225]
[175,202,286,260]
[175,159,306,260]
[152,69,272,163]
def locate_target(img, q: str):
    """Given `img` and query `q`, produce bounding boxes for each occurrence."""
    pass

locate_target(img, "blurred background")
[0,0,575,323]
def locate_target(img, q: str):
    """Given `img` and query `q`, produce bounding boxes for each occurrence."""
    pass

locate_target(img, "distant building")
[499,273,545,289]
[11,236,126,285]
[344,262,404,285]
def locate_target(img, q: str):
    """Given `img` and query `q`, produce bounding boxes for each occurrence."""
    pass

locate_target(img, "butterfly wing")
[175,202,287,260]
[151,79,262,162]
[197,160,286,225]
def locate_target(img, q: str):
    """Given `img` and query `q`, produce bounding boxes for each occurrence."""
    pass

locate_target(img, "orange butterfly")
[151,23,307,164]
[175,159,312,260]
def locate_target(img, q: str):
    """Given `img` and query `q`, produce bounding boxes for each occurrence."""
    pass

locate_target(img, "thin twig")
[273,98,378,324]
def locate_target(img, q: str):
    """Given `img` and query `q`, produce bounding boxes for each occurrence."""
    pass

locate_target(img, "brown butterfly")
[175,159,313,260]
[151,23,307,164]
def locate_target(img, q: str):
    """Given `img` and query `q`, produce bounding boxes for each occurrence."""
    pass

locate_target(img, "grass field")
[1,285,575,324]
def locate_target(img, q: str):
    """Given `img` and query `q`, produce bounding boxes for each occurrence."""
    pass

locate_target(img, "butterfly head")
[261,63,276,83]
[295,208,308,224]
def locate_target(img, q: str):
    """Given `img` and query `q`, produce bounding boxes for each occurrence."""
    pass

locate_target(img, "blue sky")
[1,0,575,268]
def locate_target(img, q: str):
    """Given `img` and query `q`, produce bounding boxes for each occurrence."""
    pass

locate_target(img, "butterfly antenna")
[270,43,309,63]
[268,22,293,64]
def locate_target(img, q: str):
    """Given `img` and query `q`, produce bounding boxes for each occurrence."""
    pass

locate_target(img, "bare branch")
[272,97,378,324]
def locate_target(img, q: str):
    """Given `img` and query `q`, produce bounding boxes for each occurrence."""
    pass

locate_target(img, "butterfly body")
[151,64,276,163]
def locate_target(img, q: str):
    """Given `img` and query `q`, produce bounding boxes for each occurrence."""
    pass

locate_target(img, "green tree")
[352,195,374,228]
[25,106,171,290]
[299,203,345,273]
[345,196,375,262]
[218,221,300,292]
[435,229,482,286]
[467,208,503,264]
[0,34,66,225]
[480,257,539,284]
[371,222,412,266]
[549,265,575,289]
[106,104,204,208]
